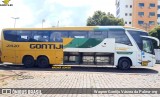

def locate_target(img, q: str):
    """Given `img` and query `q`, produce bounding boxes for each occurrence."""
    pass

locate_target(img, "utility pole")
[11,17,19,28]
[42,19,45,28]
[57,21,59,27]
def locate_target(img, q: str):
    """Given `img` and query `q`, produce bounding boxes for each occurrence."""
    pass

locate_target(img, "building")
[116,0,158,31]
[158,0,160,24]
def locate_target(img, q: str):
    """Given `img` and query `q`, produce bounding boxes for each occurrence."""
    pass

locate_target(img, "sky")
[0,0,116,30]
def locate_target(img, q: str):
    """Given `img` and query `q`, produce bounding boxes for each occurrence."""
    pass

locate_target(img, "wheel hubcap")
[122,61,128,69]
[26,60,31,64]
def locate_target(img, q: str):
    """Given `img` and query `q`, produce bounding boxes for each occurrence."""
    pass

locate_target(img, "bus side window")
[17,31,31,42]
[69,31,88,38]
[61,32,69,38]
[3,30,18,42]
[50,32,62,42]
[88,31,104,38]
[108,29,131,45]
[32,31,50,42]
[102,31,108,38]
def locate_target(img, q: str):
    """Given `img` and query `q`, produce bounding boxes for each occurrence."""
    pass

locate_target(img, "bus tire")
[118,58,131,70]
[37,56,49,68]
[23,56,35,68]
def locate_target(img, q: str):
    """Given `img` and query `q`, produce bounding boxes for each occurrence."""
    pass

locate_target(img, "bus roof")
[2,26,146,32]
[124,26,147,32]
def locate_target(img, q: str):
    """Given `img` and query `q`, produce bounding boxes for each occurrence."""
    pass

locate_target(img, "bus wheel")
[118,58,131,70]
[37,56,49,68]
[23,56,35,68]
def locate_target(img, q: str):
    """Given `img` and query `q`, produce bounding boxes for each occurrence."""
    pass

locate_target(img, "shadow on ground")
[0,64,159,74]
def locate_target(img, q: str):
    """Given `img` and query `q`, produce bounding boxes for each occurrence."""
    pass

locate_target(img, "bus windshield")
[142,38,154,54]
[127,30,148,50]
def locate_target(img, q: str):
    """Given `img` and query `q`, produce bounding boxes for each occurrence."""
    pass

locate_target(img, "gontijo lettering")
[30,44,63,49]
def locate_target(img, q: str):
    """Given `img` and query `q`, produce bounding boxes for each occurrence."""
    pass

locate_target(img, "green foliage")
[87,11,124,26]
[149,26,160,49]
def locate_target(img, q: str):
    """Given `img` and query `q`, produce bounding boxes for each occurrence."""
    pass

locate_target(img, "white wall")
[157,0,160,24]
[154,49,160,63]
[116,0,133,26]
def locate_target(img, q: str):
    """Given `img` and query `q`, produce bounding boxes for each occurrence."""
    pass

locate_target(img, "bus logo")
[30,44,63,49]
[0,0,13,6]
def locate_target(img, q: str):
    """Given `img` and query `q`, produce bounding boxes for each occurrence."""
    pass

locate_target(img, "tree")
[87,11,124,26]
[149,26,160,49]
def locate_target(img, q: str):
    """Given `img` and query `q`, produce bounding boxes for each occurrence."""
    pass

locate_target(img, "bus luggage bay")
[1,26,159,69]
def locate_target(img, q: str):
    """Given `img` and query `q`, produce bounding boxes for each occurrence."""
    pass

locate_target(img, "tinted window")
[69,31,88,38]
[50,31,68,42]
[149,12,155,16]
[150,3,155,7]
[128,30,148,50]
[108,29,131,45]
[138,21,144,25]
[139,3,144,7]
[4,30,69,42]
[138,12,144,16]
[143,38,154,54]
[116,8,120,16]
[102,32,108,38]
[32,31,50,42]
[17,30,32,42]
[88,31,107,39]
[149,21,155,25]
[3,30,18,42]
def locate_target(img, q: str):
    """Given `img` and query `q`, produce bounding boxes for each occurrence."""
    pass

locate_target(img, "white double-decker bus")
[1,26,159,69]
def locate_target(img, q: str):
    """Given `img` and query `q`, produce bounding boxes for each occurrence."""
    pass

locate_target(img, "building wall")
[116,0,133,26]
[132,0,158,31]
[157,0,160,24]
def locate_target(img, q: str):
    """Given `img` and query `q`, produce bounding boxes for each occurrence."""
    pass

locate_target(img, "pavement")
[0,63,160,97]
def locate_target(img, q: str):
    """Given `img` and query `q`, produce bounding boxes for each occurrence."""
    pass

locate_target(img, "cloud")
[0,0,116,30]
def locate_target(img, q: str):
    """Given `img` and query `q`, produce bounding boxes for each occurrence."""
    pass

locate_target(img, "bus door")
[141,38,154,66]
[55,51,63,64]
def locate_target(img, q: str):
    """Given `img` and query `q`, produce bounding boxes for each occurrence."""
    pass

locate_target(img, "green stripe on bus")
[64,38,103,48]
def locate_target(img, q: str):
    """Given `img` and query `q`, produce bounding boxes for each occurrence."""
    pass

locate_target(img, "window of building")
[116,8,120,16]
[138,12,144,16]
[129,22,132,24]
[139,3,144,8]
[149,12,155,17]
[125,22,127,24]
[149,21,155,25]
[138,21,144,25]
[125,5,128,8]
[130,5,132,8]
[129,13,132,16]
[116,2,120,8]
[157,14,160,18]
[149,3,155,8]
[158,5,160,9]
[125,13,128,16]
